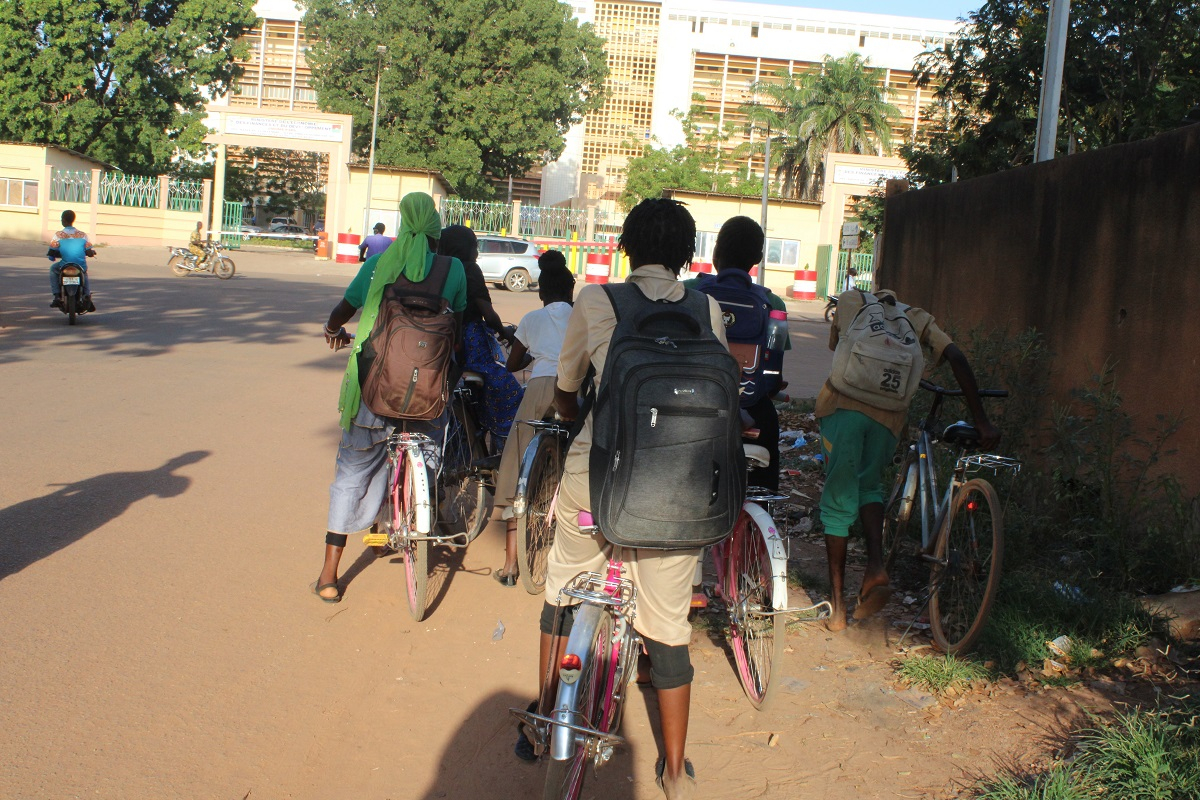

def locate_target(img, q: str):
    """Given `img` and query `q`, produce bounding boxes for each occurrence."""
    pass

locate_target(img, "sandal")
[311,580,341,604]
[655,758,696,800]
[514,700,538,762]
[493,568,518,587]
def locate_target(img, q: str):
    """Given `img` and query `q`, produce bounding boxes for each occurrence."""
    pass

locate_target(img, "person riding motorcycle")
[189,221,212,265]
[49,209,96,311]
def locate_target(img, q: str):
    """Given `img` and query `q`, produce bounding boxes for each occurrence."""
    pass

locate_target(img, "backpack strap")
[424,254,452,295]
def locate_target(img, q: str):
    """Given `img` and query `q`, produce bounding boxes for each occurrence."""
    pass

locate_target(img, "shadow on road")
[0,451,210,580]
[417,690,638,800]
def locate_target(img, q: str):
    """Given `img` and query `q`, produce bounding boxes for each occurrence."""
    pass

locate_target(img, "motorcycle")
[167,242,236,279]
[55,261,92,325]
[824,294,837,322]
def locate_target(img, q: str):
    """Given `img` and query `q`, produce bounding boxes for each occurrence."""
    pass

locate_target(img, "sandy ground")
[0,242,1113,799]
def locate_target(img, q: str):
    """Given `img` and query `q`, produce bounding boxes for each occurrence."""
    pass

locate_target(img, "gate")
[221,201,243,249]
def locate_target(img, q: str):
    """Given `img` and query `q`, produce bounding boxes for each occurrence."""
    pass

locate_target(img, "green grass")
[244,236,312,249]
[973,697,1200,799]
[973,569,1169,676]
[895,654,991,694]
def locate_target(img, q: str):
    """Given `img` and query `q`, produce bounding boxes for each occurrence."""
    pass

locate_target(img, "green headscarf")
[337,192,444,430]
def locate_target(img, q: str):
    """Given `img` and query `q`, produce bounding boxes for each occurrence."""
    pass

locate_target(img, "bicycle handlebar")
[919,379,1008,399]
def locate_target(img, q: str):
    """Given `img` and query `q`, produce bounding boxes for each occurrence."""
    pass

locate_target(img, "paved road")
[0,242,833,799]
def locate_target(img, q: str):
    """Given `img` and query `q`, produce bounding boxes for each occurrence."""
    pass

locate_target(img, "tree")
[0,0,256,173]
[224,148,328,222]
[619,100,760,211]
[741,55,900,200]
[304,0,606,199]
[907,0,1200,185]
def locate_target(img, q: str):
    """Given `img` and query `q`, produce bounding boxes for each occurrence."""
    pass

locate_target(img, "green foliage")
[739,55,901,200]
[304,0,606,199]
[895,654,991,694]
[907,0,1200,185]
[619,99,762,210]
[0,0,256,173]
[974,697,1200,799]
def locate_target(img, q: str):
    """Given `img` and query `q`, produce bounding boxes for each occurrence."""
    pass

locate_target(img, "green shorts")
[818,409,899,538]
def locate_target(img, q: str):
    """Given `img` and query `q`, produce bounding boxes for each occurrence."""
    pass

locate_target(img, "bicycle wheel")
[439,396,491,540]
[929,478,1003,654]
[883,458,918,574]
[725,512,786,710]
[516,436,563,595]
[390,451,429,622]
[543,604,617,800]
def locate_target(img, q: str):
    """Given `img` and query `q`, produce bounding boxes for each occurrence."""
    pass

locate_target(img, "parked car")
[239,224,263,240]
[269,216,297,229]
[271,224,310,239]
[476,235,540,292]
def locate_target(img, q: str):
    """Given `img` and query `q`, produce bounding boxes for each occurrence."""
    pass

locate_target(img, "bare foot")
[825,599,847,632]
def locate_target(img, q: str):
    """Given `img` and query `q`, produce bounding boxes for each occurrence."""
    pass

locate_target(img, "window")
[751,24,759,37]
[764,238,801,268]
[479,239,512,254]
[0,178,38,208]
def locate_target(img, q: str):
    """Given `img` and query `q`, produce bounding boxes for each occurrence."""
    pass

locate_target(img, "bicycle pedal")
[362,532,389,547]
[690,592,709,609]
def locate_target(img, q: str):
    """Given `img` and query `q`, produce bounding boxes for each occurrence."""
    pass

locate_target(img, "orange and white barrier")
[789,268,818,300]
[335,233,361,264]
[688,261,713,279]
[584,252,610,284]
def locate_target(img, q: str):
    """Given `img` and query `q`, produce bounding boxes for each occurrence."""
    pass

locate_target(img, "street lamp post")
[757,127,771,287]
[1034,0,1070,162]
[363,45,387,237]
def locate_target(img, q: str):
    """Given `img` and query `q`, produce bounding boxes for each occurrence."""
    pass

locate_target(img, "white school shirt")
[515,302,573,380]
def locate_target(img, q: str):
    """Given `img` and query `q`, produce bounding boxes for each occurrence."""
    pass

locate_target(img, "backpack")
[694,270,778,407]
[589,284,745,550]
[829,290,924,412]
[359,255,456,420]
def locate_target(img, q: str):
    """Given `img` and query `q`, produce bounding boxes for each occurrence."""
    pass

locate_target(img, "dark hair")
[438,224,477,263]
[618,198,695,275]
[713,216,763,272]
[537,251,574,301]
[373,222,386,234]
[62,210,76,226]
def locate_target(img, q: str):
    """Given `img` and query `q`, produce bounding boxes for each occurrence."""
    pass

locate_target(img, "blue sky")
[737,0,978,22]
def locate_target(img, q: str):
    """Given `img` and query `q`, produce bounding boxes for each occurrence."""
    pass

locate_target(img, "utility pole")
[1034,0,1070,162]
[363,45,387,236]
[757,128,770,286]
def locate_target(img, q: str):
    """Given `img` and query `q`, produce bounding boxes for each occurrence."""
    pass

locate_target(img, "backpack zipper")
[647,406,722,427]
[400,368,417,411]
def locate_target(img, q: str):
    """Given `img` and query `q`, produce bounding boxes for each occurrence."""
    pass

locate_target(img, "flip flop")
[493,569,518,587]
[852,584,893,620]
[311,580,341,604]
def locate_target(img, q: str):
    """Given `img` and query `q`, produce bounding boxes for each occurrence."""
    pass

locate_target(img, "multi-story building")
[542,0,958,210]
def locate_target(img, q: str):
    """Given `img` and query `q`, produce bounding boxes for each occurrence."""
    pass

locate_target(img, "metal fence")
[440,199,512,234]
[50,170,92,203]
[836,251,875,293]
[97,172,159,208]
[441,198,612,240]
[167,179,204,212]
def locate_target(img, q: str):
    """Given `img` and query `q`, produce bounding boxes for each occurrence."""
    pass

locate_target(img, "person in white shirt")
[490,251,576,585]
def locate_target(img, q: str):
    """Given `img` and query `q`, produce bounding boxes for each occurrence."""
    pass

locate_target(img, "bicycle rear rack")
[559,571,637,613]
[959,453,1022,475]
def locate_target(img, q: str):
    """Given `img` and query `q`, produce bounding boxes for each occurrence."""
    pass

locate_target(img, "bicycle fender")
[549,604,603,762]
[512,431,546,516]
[407,447,433,534]
[743,502,788,611]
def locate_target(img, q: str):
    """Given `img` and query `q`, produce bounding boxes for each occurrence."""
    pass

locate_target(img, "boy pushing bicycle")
[818,288,999,631]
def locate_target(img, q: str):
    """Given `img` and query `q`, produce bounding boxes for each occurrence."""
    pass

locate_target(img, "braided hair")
[618,198,696,276]
[713,216,764,272]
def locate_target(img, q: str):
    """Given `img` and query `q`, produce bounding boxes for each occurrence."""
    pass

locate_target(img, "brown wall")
[879,125,1200,484]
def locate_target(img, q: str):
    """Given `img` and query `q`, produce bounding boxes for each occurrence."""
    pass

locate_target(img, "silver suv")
[477,235,540,292]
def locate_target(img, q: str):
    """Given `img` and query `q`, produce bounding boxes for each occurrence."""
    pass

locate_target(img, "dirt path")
[0,243,1114,799]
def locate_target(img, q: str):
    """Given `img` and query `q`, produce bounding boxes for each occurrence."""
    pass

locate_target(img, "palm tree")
[739,55,901,200]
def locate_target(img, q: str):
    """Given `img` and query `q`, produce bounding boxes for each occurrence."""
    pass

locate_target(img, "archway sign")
[202,105,355,246]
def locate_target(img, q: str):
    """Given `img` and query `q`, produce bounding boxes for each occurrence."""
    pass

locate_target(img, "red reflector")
[967,501,978,511]
[560,654,582,671]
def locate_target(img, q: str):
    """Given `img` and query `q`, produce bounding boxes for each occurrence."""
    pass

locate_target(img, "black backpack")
[589,284,745,550]
[694,270,777,406]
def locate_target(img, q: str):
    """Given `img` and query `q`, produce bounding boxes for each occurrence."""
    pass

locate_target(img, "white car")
[239,224,263,240]
[269,216,296,229]
[477,235,541,292]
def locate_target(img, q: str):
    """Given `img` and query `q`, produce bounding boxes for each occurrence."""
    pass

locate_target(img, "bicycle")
[510,510,639,800]
[883,378,1020,654]
[708,441,830,709]
[439,372,495,541]
[511,418,570,595]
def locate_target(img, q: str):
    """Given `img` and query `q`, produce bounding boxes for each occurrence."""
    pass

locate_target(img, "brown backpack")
[359,255,456,420]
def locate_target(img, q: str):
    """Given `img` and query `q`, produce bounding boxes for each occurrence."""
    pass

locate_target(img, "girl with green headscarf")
[313,192,468,604]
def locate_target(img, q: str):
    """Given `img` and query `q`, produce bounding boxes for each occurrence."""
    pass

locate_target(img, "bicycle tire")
[439,396,491,541]
[517,435,563,595]
[392,452,429,622]
[882,458,917,575]
[543,603,617,800]
[929,478,1003,654]
[725,512,786,710]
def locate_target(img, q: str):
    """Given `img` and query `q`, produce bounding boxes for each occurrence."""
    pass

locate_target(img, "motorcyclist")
[189,221,211,265]
[48,209,96,311]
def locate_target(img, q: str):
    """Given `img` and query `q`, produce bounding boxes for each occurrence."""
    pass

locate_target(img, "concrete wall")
[879,124,1200,483]
[0,144,49,240]
[47,200,206,248]
[340,167,454,237]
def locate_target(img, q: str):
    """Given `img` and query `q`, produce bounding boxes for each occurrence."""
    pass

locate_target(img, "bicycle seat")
[743,444,771,469]
[461,370,485,387]
[941,421,980,449]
